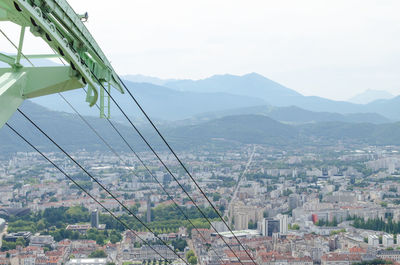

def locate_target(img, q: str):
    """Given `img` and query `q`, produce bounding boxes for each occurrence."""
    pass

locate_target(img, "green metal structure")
[0,0,124,128]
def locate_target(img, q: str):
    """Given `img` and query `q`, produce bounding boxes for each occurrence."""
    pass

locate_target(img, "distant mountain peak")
[242,72,265,78]
[121,74,179,86]
[349,89,395,104]
[164,72,303,101]
[208,72,269,80]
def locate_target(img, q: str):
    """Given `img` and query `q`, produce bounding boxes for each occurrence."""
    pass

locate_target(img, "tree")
[188,256,197,265]
[96,235,106,246]
[282,189,293,196]
[171,239,187,251]
[109,234,117,244]
[186,250,195,259]
[36,219,46,231]
[212,193,221,202]
[71,232,80,240]
[13,183,22,189]
[248,220,257,229]
[89,250,107,258]
[332,217,338,227]
[186,250,197,265]
[16,238,27,247]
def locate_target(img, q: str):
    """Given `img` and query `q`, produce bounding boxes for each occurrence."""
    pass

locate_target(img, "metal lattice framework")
[0,0,124,128]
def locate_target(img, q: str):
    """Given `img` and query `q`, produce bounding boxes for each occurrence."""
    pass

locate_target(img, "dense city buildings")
[2,144,400,264]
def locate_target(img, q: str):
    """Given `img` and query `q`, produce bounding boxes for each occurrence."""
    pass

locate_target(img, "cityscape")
[1,142,400,265]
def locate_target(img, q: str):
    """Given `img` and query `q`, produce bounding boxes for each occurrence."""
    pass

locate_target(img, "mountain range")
[4,72,400,154]
[30,81,266,121]
[163,72,400,120]
[190,105,390,125]
[30,73,400,122]
[3,101,400,155]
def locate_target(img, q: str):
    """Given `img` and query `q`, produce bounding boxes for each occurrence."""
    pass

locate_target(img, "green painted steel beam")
[0,52,15,66]
[0,66,83,128]
[6,0,124,93]
[0,0,124,126]
[15,26,25,66]
[0,70,25,128]
[21,67,83,98]
[8,54,62,59]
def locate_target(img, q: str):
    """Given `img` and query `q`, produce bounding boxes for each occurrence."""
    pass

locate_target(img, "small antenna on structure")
[78,12,89,22]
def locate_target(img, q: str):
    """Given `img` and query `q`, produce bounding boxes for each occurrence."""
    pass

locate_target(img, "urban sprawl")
[1,144,400,265]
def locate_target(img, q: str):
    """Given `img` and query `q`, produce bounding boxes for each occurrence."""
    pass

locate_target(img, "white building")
[67,259,107,265]
[377,250,400,262]
[30,235,55,247]
[383,234,394,247]
[0,218,5,232]
[277,214,288,235]
[368,235,379,247]
[235,213,249,231]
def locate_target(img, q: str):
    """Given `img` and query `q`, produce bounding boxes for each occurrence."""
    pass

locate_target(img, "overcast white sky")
[2,0,400,100]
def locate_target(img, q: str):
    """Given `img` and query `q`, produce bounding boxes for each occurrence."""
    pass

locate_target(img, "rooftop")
[212,229,260,238]
[68,258,107,264]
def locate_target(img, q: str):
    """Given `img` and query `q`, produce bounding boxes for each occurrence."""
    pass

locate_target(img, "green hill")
[3,101,400,156]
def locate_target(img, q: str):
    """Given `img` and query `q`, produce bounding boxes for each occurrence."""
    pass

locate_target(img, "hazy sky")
[2,0,400,100]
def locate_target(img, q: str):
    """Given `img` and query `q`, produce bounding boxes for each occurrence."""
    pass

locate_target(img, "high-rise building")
[329,236,339,251]
[0,218,5,232]
[277,214,288,234]
[146,195,151,223]
[234,213,249,230]
[91,209,99,229]
[289,194,301,210]
[260,218,280,236]
[229,201,263,229]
